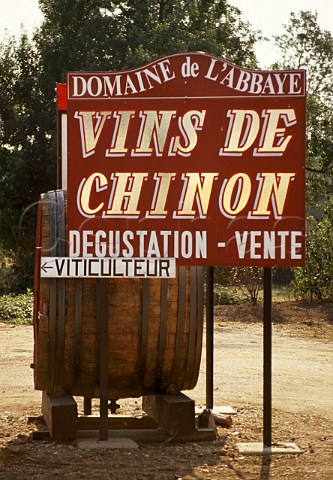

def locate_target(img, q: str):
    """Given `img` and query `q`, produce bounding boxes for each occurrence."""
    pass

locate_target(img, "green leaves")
[0,290,33,324]
[274,11,333,98]
[292,204,333,302]
[274,11,333,211]
[0,0,261,292]
[230,267,263,306]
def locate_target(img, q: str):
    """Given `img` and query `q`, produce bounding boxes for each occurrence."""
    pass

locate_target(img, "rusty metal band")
[155,278,168,388]
[48,191,57,390]
[169,266,186,387]
[54,190,66,388]
[33,198,43,338]
[183,266,198,389]
[140,279,150,386]
[96,278,109,440]
[74,278,83,378]
[57,190,66,256]
[190,266,204,389]
[83,396,92,416]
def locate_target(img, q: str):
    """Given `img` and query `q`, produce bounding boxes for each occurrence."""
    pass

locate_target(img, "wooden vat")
[33,190,204,399]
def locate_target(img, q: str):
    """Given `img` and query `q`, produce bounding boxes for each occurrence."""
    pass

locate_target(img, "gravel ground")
[1,301,332,479]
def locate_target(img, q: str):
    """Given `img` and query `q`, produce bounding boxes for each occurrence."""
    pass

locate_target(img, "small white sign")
[41,257,176,278]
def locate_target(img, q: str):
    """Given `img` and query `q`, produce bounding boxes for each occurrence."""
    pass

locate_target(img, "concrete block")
[237,442,302,455]
[77,438,139,450]
[143,393,195,435]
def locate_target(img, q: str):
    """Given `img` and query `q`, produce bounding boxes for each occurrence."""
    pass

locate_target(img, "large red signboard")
[66,52,306,266]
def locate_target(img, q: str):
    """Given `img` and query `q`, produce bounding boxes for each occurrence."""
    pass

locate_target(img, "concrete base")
[77,438,139,450]
[195,405,237,415]
[237,442,302,455]
[77,427,216,443]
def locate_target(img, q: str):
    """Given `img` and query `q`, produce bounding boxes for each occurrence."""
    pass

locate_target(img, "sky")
[0,0,332,68]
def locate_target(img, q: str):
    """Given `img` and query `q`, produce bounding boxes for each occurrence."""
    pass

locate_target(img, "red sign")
[65,52,306,266]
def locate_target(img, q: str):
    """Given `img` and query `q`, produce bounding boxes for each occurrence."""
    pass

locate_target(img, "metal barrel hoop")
[169,266,186,389]
[155,278,168,389]
[183,266,199,389]
[54,190,66,389]
[140,279,150,388]
[48,191,57,391]
[191,266,204,389]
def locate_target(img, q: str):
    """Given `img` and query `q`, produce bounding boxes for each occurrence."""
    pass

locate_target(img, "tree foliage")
[0,34,55,292]
[0,0,260,291]
[274,11,333,207]
[36,0,259,74]
[292,202,333,302]
[274,11,332,98]
[274,11,333,301]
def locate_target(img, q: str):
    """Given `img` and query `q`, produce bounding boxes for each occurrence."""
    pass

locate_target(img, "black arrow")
[41,262,53,273]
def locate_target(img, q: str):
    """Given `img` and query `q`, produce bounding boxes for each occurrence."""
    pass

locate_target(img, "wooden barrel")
[33,190,204,399]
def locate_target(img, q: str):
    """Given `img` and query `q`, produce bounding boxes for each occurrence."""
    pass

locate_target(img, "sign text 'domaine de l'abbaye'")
[65,53,306,267]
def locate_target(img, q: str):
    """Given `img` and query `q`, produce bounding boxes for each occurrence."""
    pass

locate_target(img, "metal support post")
[263,267,272,447]
[206,266,214,410]
[97,278,109,441]
[83,397,92,416]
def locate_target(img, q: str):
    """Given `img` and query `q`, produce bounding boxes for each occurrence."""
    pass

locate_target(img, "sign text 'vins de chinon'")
[64,52,306,268]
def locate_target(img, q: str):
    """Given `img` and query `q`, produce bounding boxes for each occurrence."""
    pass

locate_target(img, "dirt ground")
[0,301,332,479]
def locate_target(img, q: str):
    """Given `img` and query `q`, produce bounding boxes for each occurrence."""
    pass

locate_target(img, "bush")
[0,254,11,294]
[230,267,263,306]
[0,290,33,324]
[213,267,231,286]
[214,285,246,305]
[292,213,333,302]
[0,249,34,294]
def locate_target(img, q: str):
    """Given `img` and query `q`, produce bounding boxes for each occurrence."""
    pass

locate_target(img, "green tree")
[292,203,333,302]
[230,266,263,306]
[36,0,259,75]
[274,11,333,300]
[274,11,333,209]
[0,34,55,292]
[0,0,260,292]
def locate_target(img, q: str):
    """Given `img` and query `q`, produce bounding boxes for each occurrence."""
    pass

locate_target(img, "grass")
[255,285,293,303]
[214,284,293,305]
[272,285,293,302]
[213,285,247,305]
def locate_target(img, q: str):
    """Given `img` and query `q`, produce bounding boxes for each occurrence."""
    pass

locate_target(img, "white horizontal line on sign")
[74,94,303,100]
[40,257,176,278]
